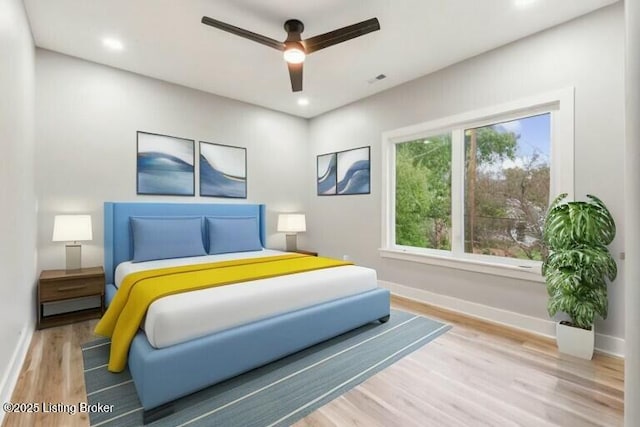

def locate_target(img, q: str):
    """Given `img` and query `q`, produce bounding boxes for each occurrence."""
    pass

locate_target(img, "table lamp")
[277,213,306,252]
[52,214,93,271]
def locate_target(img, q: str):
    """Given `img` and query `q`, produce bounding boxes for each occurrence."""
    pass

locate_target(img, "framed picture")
[317,152,337,195]
[137,131,195,196]
[317,147,370,196]
[337,146,371,195]
[199,141,247,198]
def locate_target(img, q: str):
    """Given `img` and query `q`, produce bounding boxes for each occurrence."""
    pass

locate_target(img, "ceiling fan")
[201,15,380,92]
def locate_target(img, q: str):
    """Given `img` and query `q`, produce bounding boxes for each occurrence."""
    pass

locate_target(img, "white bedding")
[115,250,379,349]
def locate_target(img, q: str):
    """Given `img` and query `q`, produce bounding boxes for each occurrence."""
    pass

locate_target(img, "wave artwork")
[337,159,370,194]
[337,147,370,195]
[200,155,246,198]
[199,142,247,198]
[136,132,195,196]
[317,153,337,195]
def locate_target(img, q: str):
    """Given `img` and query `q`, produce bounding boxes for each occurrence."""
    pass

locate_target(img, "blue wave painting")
[199,142,246,198]
[200,155,246,198]
[137,133,194,195]
[337,147,370,195]
[317,153,337,195]
[337,160,370,194]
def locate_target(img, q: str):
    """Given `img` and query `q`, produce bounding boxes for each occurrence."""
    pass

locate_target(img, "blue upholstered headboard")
[103,202,266,284]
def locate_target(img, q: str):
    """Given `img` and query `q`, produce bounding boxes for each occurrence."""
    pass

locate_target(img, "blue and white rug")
[82,309,450,426]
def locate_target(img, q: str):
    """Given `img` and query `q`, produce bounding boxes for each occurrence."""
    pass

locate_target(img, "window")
[381,89,574,280]
[395,134,451,250]
[463,114,550,260]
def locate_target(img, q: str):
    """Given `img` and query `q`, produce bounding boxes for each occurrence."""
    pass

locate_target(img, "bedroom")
[1,0,639,426]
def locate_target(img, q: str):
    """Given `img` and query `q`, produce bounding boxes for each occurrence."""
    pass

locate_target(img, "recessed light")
[514,0,536,8]
[102,37,124,51]
[297,98,309,106]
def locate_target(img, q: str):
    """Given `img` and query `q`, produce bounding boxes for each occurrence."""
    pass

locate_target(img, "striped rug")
[82,310,449,426]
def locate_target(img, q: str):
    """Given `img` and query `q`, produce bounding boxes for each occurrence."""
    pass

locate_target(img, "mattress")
[114,251,379,349]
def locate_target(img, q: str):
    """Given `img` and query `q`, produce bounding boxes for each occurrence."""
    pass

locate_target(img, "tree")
[395,122,550,261]
[501,154,550,259]
[465,127,549,260]
[464,127,518,253]
[395,136,451,249]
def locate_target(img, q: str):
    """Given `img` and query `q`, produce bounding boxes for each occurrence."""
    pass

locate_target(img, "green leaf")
[542,193,617,326]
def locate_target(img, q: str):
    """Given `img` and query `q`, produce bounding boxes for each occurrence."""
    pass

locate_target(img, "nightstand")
[37,266,105,329]
[294,249,318,256]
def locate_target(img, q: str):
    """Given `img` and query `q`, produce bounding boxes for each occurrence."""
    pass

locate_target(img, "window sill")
[378,248,544,283]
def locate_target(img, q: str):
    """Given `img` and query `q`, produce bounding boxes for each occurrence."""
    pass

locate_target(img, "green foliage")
[395,137,452,249]
[463,127,548,260]
[468,127,518,164]
[542,194,617,329]
[395,126,549,258]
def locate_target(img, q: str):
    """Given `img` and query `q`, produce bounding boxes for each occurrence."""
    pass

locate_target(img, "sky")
[495,113,551,166]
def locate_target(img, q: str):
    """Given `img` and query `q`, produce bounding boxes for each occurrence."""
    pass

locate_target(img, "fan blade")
[302,18,380,54]
[202,16,285,51]
[288,62,303,92]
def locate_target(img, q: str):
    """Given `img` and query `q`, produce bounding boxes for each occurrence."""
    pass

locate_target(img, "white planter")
[556,321,595,360]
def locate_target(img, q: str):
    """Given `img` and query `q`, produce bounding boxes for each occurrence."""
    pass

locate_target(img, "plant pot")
[556,321,594,359]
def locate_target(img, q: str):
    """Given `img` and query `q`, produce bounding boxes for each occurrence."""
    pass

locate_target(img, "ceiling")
[24,0,618,118]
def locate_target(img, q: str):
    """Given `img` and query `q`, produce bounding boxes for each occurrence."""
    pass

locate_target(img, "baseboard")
[595,332,625,357]
[380,280,624,358]
[0,320,34,425]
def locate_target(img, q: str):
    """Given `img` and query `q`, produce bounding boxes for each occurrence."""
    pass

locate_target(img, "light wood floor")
[3,296,624,427]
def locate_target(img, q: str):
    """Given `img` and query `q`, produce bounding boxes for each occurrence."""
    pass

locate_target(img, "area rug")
[82,309,449,426]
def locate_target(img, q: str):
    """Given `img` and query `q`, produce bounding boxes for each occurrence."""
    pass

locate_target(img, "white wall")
[35,49,309,271]
[624,0,640,422]
[308,4,625,344]
[0,0,37,414]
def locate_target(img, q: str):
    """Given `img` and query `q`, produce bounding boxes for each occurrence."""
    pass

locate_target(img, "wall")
[624,0,640,422]
[35,49,309,271]
[308,4,625,348]
[0,0,37,414]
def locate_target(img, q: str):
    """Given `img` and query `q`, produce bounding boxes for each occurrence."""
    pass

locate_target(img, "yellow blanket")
[95,253,352,372]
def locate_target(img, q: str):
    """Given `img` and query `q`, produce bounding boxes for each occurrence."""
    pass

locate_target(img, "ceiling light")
[297,98,309,106]
[283,41,305,64]
[514,0,537,8]
[102,37,124,51]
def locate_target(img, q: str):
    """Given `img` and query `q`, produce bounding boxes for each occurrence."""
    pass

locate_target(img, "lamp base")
[65,243,82,271]
[285,234,298,252]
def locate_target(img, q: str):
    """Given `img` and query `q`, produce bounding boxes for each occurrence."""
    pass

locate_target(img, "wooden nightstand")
[294,249,318,256]
[37,266,105,329]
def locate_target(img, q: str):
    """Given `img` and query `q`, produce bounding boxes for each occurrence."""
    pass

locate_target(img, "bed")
[101,202,391,422]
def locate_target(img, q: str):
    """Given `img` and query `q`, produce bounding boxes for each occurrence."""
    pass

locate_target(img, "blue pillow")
[130,216,206,263]
[207,216,262,255]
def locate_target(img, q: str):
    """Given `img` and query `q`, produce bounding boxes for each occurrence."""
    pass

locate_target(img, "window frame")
[380,88,574,281]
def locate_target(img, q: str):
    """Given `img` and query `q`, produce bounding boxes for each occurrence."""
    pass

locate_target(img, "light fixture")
[283,41,305,64]
[277,213,306,252]
[102,37,124,51]
[297,98,309,106]
[52,215,93,271]
[514,0,537,8]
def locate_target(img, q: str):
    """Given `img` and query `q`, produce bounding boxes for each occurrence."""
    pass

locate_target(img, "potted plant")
[541,193,617,359]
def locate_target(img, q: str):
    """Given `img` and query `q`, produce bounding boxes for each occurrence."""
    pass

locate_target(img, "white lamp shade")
[277,214,306,233]
[52,215,93,242]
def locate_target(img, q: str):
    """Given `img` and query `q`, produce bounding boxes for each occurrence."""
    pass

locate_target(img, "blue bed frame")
[103,202,391,422]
